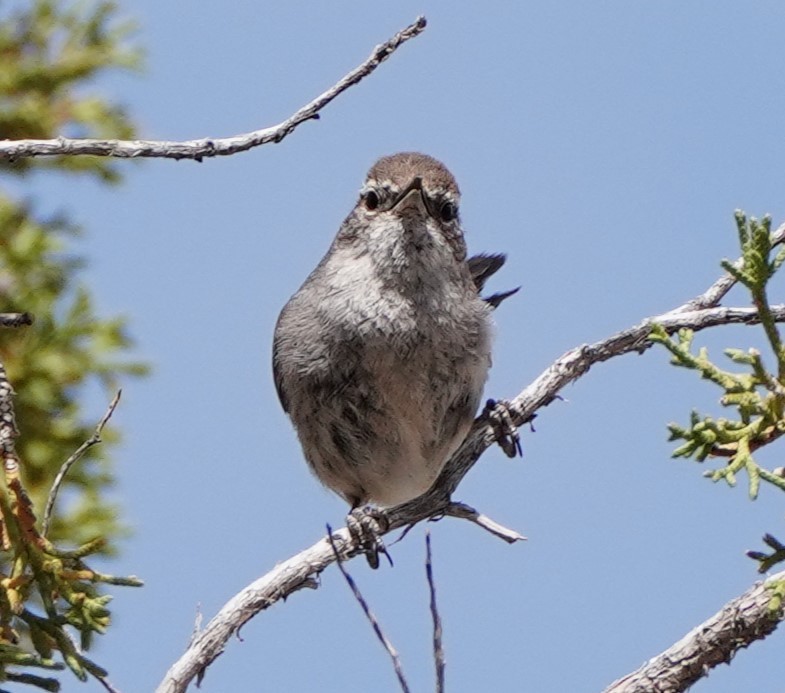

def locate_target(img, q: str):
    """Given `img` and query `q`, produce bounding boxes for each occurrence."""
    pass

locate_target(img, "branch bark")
[0,360,21,473]
[603,570,785,692]
[156,223,785,693]
[0,17,427,163]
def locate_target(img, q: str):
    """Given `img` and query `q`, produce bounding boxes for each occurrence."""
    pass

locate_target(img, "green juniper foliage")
[651,211,785,573]
[0,0,147,689]
[1,201,148,549]
[0,0,146,554]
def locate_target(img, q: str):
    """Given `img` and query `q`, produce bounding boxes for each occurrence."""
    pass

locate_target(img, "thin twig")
[425,532,445,693]
[0,312,33,328]
[42,390,121,537]
[326,525,410,693]
[0,17,427,163]
[94,675,123,693]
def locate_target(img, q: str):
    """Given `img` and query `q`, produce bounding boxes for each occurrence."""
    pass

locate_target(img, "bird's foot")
[347,505,391,569]
[483,398,523,458]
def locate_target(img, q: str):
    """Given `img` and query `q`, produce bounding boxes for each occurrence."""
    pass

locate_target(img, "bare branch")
[327,526,410,693]
[157,239,785,692]
[603,570,785,693]
[41,390,122,537]
[492,303,785,455]
[0,313,33,328]
[425,532,445,693]
[0,17,427,163]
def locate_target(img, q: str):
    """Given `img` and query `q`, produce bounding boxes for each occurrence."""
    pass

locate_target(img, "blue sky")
[22,2,785,691]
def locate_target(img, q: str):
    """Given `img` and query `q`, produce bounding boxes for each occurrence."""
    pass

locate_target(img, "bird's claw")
[483,398,522,458]
[347,506,392,569]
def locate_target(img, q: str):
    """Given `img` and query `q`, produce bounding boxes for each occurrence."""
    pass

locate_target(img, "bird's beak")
[391,177,430,216]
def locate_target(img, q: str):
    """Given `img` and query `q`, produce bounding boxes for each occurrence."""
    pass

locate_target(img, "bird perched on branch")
[273,152,517,566]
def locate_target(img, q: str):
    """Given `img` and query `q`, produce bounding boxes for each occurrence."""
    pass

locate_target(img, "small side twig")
[445,501,526,543]
[0,313,33,328]
[188,603,203,648]
[42,390,122,537]
[326,524,410,693]
[425,532,445,693]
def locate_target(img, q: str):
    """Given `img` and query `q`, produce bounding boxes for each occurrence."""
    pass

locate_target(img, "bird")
[273,152,516,565]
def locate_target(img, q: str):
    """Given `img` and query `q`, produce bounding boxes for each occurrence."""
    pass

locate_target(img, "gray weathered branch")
[156,223,785,693]
[603,570,785,692]
[0,17,426,163]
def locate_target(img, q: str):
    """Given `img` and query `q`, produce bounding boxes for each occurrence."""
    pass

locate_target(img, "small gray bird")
[273,152,515,563]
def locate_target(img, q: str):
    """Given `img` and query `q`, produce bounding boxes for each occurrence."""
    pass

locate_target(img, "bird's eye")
[440,201,457,222]
[364,190,380,211]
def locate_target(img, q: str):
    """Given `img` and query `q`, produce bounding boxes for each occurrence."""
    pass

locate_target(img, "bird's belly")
[354,411,472,506]
[297,347,481,507]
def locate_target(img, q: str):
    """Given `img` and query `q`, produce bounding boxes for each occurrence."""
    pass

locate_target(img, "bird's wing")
[467,252,520,308]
